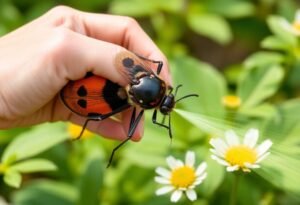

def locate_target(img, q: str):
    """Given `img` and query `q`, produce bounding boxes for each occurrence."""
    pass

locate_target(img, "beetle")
[60,51,198,167]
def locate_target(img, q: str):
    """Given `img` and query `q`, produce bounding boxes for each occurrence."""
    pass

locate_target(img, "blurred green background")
[1,0,300,205]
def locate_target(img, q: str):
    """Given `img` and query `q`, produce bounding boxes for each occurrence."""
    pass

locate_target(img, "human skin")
[0,6,170,141]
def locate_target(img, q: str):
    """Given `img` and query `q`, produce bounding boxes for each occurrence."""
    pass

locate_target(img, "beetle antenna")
[174,84,182,97]
[175,94,199,103]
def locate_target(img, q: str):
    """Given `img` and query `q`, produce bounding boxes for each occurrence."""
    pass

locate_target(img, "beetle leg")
[152,110,173,140]
[135,54,163,75]
[152,109,169,129]
[107,108,144,167]
[73,104,131,141]
[73,116,102,141]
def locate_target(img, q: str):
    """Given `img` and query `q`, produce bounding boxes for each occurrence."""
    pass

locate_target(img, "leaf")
[244,51,284,69]
[12,180,77,205]
[238,65,284,109]
[200,156,224,197]
[261,36,291,50]
[2,123,68,164]
[267,16,297,46]
[109,0,156,16]
[263,98,300,141]
[77,157,104,205]
[10,159,57,173]
[109,0,184,16]
[171,56,226,118]
[187,13,232,44]
[239,103,277,119]
[174,109,235,136]
[205,0,255,18]
[4,169,22,188]
[256,152,300,197]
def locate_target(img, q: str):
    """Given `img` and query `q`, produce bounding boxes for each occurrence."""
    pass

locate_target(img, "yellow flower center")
[225,145,257,167]
[170,166,196,188]
[222,95,241,109]
[292,22,300,31]
[68,123,94,139]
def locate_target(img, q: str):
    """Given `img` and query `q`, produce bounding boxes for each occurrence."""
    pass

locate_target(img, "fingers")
[43,6,171,85]
[78,12,171,84]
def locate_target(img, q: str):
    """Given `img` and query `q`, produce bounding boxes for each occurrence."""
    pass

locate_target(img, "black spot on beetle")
[77,85,87,97]
[84,72,94,78]
[77,99,87,108]
[122,57,134,68]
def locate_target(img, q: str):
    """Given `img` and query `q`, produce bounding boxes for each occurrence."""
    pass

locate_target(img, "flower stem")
[230,173,240,205]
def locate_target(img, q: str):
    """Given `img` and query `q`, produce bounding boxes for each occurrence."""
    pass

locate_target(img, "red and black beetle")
[60,51,198,167]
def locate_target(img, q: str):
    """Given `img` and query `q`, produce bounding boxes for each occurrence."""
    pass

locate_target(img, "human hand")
[0,6,170,141]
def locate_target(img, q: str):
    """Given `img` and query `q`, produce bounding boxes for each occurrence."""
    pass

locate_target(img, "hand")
[0,6,170,141]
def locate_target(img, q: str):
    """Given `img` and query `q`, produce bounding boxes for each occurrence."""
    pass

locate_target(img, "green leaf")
[4,169,22,188]
[156,0,184,13]
[239,103,277,119]
[238,65,284,109]
[174,109,235,136]
[205,0,255,18]
[263,98,300,141]
[109,0,156,16]
[267,16,297,46]
[10,159,57,173]
[171,56,226,118]
[256,152,300,197]
[187,13,232,44]
[261,36,291,50]
[244,51,284,69]
[12,180,77,205]
[78,157,104,205]
[200,156,224,197]
[2,123,68,164]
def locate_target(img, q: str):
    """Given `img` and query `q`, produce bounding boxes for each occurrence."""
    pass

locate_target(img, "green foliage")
[1,0,300,205]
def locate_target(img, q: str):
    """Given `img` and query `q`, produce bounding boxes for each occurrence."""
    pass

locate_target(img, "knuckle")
[42,28,73,61]
[122,16,139,30]
[45,6,77,28]
[48,5,74,17]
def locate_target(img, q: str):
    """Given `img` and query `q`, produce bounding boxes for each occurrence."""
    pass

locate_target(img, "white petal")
[279,18,300,35]
[295,10,300,21]
[210,148,224,158]
[211,155,230,166]
[171,190,183,202]
[185,151,195,167]
[226,165,239,172]
[243,129,259,148]
[210,138,228,155]
[156,167,171,178]
[242,167,251,172]
[195,162,207,176]
[256,152,270,163]
[155,176,171,185]
[177,159,184,167]
[156,186,174,195]
[194,173,207,185]
[225,130,240,146]
[244,162,260,169]
[256,139,272,157]
[186,189,197,201]
[166,156,180,170]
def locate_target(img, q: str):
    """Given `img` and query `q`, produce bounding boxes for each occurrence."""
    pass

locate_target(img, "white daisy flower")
[154,151,207,203]
[210,128,272,172]
[279,10,300,36]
